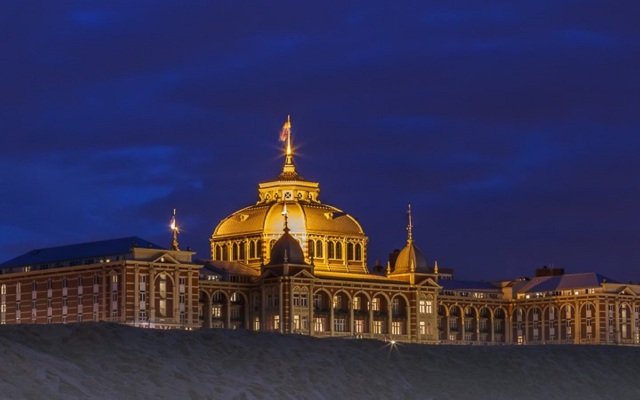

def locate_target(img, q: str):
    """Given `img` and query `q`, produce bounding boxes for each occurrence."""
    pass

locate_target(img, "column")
[261,287,266,331]
[490,314,494,343]
[368,298,374,337]
[575,300,581,344]
[206,292,212,328]
[134,267,139,325]
[149,267,155,324]
[309,286,314,336]
[279,281,284,333]
[187,271,193,326]
[595,299,601,343]
[174,269,180,325]
[330,294,335,336]
[387,302,392,336]
[444,314,450,342]
[101,269,107,321]
[120,268,126,323]
[615,300,621,343]
[226,293,231,329]
[350,298,355,335]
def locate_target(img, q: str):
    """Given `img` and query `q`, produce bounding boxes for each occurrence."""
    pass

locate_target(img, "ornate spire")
[285,115,292,163]
[277,115,302,180]
[282,203,290,234]
[170,208,180,251]
[407,204,413,244]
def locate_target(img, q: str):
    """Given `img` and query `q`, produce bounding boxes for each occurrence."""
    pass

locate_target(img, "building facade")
[1,121,639,345]
[0,237,201,330]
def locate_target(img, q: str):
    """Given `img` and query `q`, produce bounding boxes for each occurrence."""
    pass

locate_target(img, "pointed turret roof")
[392,204,429,274]
[268,204,306,265]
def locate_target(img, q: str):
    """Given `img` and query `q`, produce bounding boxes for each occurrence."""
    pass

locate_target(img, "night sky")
[2,2,639,282]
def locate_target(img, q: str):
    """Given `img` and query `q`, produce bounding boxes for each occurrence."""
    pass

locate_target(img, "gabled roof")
[203,261,260,277]
[439,280,502,291]
[0,236,164,269]
[516,272,615,293]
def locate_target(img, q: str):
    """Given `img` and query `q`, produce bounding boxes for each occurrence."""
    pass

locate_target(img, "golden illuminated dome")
[214,201,364,238]
[394,242,429,274]
[210,117,368,274]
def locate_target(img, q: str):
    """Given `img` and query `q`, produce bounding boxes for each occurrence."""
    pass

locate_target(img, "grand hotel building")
[1,122,639,345]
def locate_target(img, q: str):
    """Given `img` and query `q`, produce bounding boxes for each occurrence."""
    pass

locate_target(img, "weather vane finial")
[282,203,290,234]
[407,204,413,244]
[170,208,180,251]
[279,115,295,172]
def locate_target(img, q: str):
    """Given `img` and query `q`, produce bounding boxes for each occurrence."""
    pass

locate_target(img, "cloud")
[0,0,638,282]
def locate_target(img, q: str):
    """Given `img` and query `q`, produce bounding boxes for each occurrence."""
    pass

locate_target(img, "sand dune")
[0,324,638,399]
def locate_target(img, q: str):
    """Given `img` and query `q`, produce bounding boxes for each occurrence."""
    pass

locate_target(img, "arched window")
[315,240,323,258]
[222,244,229,261]
[328,242,335,259]
[232,243,239,260]
[215,245,222,260]
[239,242,245,260]
[336,242,342,259]
[249,241,255,258]
[347,243,354,260]
[308,240,315,258]
[355,243,362,261]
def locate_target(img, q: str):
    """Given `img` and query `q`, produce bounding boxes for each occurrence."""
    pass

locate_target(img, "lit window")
[392,321,402,335]
[353,297,361,310]
[159,299,166,317]
[314,317,325,332]
[211,306,221,318]
[373,320,383,334]
[333,295,342,309]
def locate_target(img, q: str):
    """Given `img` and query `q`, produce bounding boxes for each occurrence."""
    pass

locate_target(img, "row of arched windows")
[214,240,263,261]
[309,240,363,261]
[214,238,363,262]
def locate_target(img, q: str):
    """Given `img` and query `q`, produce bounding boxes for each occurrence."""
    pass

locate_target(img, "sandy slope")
[0,324,638,399]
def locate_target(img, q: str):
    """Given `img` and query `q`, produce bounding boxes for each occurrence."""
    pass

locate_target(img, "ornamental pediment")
[152,253,181,264]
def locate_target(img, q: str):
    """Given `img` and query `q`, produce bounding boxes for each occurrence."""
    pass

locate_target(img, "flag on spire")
[279,115,291,142]
[170,208,178,232]
[170,209,180,251]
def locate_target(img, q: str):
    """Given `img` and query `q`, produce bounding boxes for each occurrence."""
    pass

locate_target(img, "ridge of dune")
[0,323,638,399]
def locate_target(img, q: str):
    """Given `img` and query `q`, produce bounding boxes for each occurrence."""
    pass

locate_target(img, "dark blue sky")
[2,1,639,282]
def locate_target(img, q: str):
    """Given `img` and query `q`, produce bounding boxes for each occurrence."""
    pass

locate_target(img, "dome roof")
[268,229,306,265]
[213,201,364,239]
[394,242,428,274]
[210,117,369,274]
